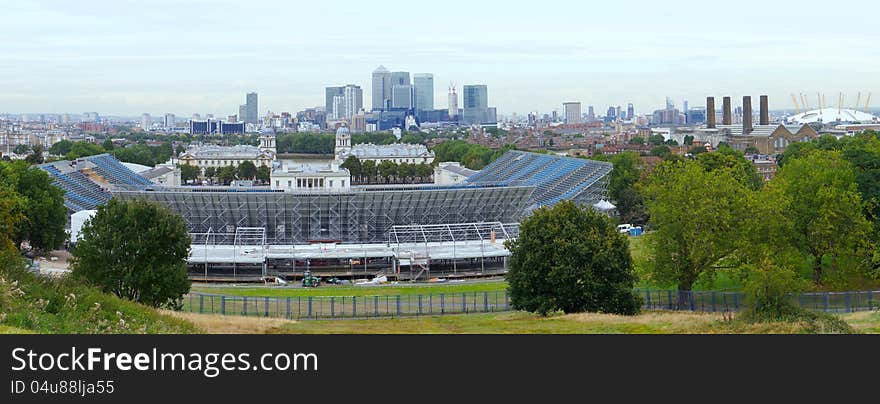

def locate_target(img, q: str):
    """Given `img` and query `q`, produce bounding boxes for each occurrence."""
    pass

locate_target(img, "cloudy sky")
[2,0,879,117]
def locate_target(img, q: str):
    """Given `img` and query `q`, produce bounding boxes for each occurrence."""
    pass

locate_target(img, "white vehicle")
[617,224,634,234]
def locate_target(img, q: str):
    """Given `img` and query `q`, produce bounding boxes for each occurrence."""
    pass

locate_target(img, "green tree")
[340,156,362,181]
[744,146,759,154]
[650,145,671,158]
[415,163,433,181]
[647,134,666,146]
[48,140,74,156]
[683,135,694,146]
[378,160,397,182]
[13,144,30,155]
[25,145,44,165]
[178,164,201,183]
[629,136,645,145]
[0,161,65,251]
[65,141,106,160]
[175,144,186,156]
[641,160,755,303]
[203,166,217,181]
[217,164,237,185]
[695,144,762,190]
[505,200,641,315]
[398,163,413,182]
[237,161,257,180]
[71,200,191,309]
[256,165,271,183]
[102,138,115,151]
[768,151,871,285]
[362,160,377,183]
[688,146,708,155]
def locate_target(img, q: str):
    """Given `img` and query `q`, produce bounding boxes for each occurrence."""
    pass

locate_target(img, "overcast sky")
[2,0,879,117]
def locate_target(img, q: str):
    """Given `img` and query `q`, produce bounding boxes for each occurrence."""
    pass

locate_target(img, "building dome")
[788,108,878,124]
[336,126,350,137]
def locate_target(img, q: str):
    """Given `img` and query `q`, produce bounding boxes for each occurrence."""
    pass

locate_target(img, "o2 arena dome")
[788,108,878,124]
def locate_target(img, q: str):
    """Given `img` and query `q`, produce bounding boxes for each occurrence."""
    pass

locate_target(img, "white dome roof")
[788,108,878,124]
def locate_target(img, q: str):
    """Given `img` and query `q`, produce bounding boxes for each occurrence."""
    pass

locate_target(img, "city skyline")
[2,0,879,116]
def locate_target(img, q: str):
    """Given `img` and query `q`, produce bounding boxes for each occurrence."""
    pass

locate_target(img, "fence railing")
[181,289,880,320]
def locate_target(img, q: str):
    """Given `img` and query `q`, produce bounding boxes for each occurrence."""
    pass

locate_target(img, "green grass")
[192,280,509,298]
[209,309,875,334]
[0,256,197,334]
[0,324,33,334]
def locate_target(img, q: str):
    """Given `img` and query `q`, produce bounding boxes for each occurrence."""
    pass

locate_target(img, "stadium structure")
[40,150,612,281]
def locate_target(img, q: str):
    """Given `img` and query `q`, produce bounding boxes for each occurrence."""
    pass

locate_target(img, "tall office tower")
[462,85,489,124]
[141,113,151,130]
[563,102,582,124]
[627,103,634,120]
[413,73,434,112]
[391,71,410,87]
[371,66,392,111]
[683,100,689,113]
[606,106,616,120]
[448,85,458,118]
[239,105,247,123]
[588,106,595,121]
[164,113,176,128]
[344,85,363,120]
[392,84,413,109]
[245,92,258,125]
[616,106,622,120]
[325,86,344,115]
[332,95,346,120]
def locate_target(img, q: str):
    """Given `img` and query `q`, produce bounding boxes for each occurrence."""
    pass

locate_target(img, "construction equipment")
[866,93,873,113]
[301,270,321,288]
[791,94,800,113]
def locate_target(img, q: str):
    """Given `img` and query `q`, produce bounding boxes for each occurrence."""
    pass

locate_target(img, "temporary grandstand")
[39,154,153,212]
[465,150,612,212]
[41,150,611,281]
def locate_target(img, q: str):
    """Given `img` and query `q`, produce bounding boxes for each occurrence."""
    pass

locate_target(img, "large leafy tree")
[361,160,377,183]
[237,161,257,180]
[256,165,271,183]
[378,160,397,182]
[340,156,362,181]
[768,151,871,285]
[70,199,191,309]
[641,160,755,302]
[217,164,237,185]
[0,161,66,251]
[695,144,762,190]
[506,200,641,315]
[178,164,201,183]
[48,140,74,156]
[25,145,44,165]
[65,141,106,160]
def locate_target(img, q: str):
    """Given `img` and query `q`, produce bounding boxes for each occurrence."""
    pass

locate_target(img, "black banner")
[0,335,872,402]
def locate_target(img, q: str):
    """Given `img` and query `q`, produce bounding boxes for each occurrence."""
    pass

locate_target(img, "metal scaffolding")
[114,184,533,245]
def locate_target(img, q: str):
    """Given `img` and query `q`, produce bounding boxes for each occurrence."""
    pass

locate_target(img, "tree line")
[179,161,271,185]
[48,140,173,167]
[598,132,880,315]
[340,156,434,184]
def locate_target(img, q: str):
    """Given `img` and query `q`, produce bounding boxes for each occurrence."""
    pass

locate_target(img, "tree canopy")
[0,161,66,252]
[506,200,641,315]
[70,199,191,309]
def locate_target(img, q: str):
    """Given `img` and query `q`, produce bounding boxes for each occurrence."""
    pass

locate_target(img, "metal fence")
[182,291,511,320]
[182,289,880,320]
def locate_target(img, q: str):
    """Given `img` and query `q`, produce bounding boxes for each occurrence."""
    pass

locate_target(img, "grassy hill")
[0,257,196,334]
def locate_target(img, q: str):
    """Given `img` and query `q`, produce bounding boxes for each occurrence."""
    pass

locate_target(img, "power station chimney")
[722,96,732,125]
[759,95,769,125]
[743,96,753,134]
[706,96,716,129]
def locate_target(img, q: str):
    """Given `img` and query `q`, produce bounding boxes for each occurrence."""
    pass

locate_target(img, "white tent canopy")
[592,199,616,211]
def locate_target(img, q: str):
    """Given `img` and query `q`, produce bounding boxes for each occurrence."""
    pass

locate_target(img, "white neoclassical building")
[179,144,274,170]
[334,125,434,165]
[270,160,351,191]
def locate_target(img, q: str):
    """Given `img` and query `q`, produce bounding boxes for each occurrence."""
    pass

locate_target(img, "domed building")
[788,108,878,125]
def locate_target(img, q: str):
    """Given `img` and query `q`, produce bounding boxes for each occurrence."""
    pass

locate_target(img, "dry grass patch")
[164,311,298,334]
